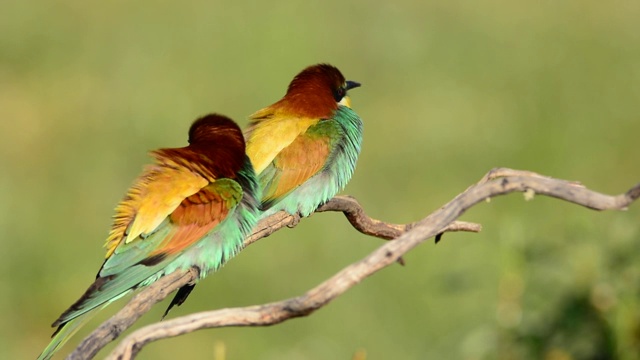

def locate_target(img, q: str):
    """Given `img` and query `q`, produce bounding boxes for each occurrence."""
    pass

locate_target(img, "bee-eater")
[244,63,363,218]
[38,114,260,360]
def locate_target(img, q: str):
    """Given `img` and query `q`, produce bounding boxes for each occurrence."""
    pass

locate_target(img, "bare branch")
[66,168,639,360]
[67,269,199,360]
[67,196,480,360]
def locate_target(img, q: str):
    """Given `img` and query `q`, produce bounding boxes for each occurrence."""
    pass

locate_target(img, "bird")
[38,114,260,360]
[244,63,363,219]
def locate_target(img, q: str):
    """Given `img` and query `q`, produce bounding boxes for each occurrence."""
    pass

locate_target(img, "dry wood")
[64,168,639,360]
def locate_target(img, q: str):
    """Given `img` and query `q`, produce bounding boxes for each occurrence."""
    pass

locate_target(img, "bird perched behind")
[244,63,363,218]
[37,114,260,360]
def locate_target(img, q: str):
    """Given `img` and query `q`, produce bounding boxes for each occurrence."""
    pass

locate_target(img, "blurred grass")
[1,0,640,359]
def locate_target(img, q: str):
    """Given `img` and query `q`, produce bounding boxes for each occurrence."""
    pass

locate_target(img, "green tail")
[37,307,100,360]
[37,263,160,359]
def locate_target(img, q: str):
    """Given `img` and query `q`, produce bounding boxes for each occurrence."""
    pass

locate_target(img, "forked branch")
[66,168,639,360]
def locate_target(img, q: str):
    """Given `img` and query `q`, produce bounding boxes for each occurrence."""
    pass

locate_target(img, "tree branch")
[66,168,639,360]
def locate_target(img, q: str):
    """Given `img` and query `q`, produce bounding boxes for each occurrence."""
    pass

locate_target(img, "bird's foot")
[286,212,303,228]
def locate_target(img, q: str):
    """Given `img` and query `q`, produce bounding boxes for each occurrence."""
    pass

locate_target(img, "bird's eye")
[332,87,346,102]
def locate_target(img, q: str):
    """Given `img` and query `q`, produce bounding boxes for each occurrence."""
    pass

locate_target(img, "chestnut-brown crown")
[286,64,346,99]
[188,114,244,147]
[277,64,357,118]
[154,114,247,180]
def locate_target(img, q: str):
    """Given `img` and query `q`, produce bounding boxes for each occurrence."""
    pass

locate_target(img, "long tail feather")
[37,308,100,360]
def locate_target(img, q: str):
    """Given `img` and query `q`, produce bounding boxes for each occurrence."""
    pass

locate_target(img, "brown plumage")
[39,114,261,360]
[106,114,246,257]
[244,63,362,216]
[253,63,348,120]
[263,132,331,202]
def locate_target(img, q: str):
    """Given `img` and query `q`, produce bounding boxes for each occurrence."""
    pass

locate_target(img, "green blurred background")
[2,0,640,359]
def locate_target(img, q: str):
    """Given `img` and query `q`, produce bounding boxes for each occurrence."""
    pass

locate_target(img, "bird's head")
[187,114,247,177]
[282,64,361,117]
[188,114,244,147]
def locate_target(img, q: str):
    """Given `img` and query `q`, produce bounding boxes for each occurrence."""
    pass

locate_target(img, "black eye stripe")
[332,87,346,102]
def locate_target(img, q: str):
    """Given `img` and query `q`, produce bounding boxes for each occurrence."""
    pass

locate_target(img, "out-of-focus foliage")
[1,1,639,359]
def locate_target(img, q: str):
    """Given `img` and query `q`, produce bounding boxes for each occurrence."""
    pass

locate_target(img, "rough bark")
[63,168,639,360]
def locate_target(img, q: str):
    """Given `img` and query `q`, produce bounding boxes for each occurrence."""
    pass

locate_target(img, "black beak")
[346,80,361,90]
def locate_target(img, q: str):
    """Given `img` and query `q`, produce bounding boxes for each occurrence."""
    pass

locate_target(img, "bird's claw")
[286,212,302,228]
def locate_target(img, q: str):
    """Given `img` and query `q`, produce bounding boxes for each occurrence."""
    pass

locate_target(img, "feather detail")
[154,179,242,257]
[257,106,363,217]
[244,64,363,217]
[39,114,260,360]
[260,131,331,204]
[105,158,210,257]
[245,110,319,174]
[105,114,247,258]
[273,64,346,118]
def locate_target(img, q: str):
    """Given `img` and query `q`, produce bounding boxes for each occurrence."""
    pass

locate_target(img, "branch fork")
[62,168,639,360]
